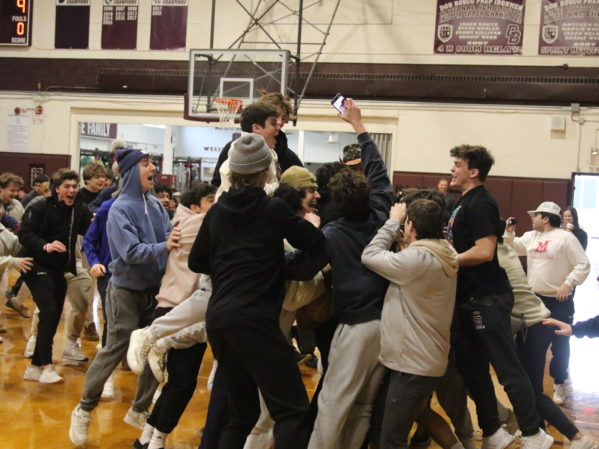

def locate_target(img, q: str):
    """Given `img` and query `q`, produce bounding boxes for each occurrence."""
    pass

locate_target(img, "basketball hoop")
[213,97,243,128]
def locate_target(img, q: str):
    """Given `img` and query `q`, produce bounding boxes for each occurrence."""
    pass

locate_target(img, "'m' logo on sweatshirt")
[535,240,550,253]
[473,311,485,330]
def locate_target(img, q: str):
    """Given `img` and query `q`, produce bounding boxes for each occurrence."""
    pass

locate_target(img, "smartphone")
[331,93,347,113]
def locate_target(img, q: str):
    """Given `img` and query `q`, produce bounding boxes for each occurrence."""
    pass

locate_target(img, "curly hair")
[329,168,371,218]
[82,160,108,182]
[315,162,344,194]
[273,183,305,214]
[52,168,80,188]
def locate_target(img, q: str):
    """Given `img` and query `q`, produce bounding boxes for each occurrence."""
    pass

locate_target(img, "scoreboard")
[0,0,32,46]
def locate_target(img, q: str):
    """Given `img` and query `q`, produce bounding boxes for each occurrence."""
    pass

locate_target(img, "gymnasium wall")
[1,0,598,180]
[0,0,597,67]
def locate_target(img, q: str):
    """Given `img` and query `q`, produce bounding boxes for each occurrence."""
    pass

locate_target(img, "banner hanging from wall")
[102,0,138,50]
[434,0,526,55]
[55,0,90,49]
[150,0,188,50]
[539,0,599,56]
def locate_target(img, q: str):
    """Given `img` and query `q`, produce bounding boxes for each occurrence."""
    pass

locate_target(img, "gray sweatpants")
[308,320,386,449]
[79,282,158,412]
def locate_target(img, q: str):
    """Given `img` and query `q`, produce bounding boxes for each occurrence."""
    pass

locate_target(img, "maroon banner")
[80,122,117,139]
[434,0,525,55]
[539,0,599,56]
[102,0,138,50]
[150,0,187,50]
[55,0,90,49]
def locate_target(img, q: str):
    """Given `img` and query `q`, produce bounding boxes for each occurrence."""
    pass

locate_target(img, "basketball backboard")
[187,49,290,124]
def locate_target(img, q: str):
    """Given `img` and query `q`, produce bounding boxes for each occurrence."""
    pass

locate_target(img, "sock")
[139,423,155,445]
[148,430,167,449]
[450,442,465,449]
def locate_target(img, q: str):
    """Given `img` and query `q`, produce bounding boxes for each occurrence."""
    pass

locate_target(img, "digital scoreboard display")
[0,0,32,46]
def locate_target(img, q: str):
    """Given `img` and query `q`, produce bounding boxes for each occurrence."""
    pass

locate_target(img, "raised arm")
[340,99,393,212]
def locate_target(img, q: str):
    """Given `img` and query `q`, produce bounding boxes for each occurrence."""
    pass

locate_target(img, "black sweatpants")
[516,322,579,439]
[24,267,67,367]
[208,319,310,449]
[198,364,229,449]
[454,292,540,437]
[147,306,207,434]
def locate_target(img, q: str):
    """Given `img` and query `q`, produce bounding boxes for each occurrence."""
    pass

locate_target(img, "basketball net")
[214,98,243,129]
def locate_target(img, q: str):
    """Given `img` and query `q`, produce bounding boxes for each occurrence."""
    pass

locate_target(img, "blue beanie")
[116,148,147,175]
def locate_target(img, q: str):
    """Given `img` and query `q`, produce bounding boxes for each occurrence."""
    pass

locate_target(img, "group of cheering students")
[2,92,599,449]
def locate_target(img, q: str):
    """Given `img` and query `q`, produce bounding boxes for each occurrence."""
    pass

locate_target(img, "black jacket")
[188,187,324,330]
[211,131,303,187]
[286,133,394,325]
[18,193,92,275]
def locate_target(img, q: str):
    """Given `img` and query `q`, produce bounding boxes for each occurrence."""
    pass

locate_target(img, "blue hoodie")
[83,197,115,273]
[106,164,171,290]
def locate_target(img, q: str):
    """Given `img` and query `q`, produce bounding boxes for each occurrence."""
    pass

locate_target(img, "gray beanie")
[229,133,272,175]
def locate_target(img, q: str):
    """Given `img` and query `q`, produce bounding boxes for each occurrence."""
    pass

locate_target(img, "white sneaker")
[124,406,149,430]
[521,430,554,449]
[553,383,566,405]
[23,364,42,381]
[101,372,115,400]
[69,404,92,446]
[24,335,36,358]
[148,346,167,384]
[39,365,64,384]
[482,427,515,449]
[570,436,598,449]
[127,328,155,375]
[63,339,89,362]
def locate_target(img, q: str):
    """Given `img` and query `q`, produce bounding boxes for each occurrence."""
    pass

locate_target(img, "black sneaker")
[132,439,148,449]
[304,354,319,369]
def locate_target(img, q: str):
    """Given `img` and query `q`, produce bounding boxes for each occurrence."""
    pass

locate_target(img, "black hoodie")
[188,186,324,330]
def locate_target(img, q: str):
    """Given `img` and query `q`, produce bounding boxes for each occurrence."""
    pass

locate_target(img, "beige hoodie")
[362,219,458,377]
[156,203,206,308]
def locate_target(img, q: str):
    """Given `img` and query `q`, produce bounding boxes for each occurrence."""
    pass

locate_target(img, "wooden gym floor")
[1,271,598,449]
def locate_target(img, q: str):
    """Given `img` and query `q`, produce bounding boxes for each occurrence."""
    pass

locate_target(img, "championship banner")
[434,0,526,55]
[55,0,90,49]
[539,0,599,56]
[101,0,138,49]
[150,0,188,50]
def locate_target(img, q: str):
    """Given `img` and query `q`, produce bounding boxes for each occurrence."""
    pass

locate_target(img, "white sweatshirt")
[503,227,590,296]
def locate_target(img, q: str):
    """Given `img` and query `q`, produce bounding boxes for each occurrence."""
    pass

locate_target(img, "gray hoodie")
[362,219,458,377]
